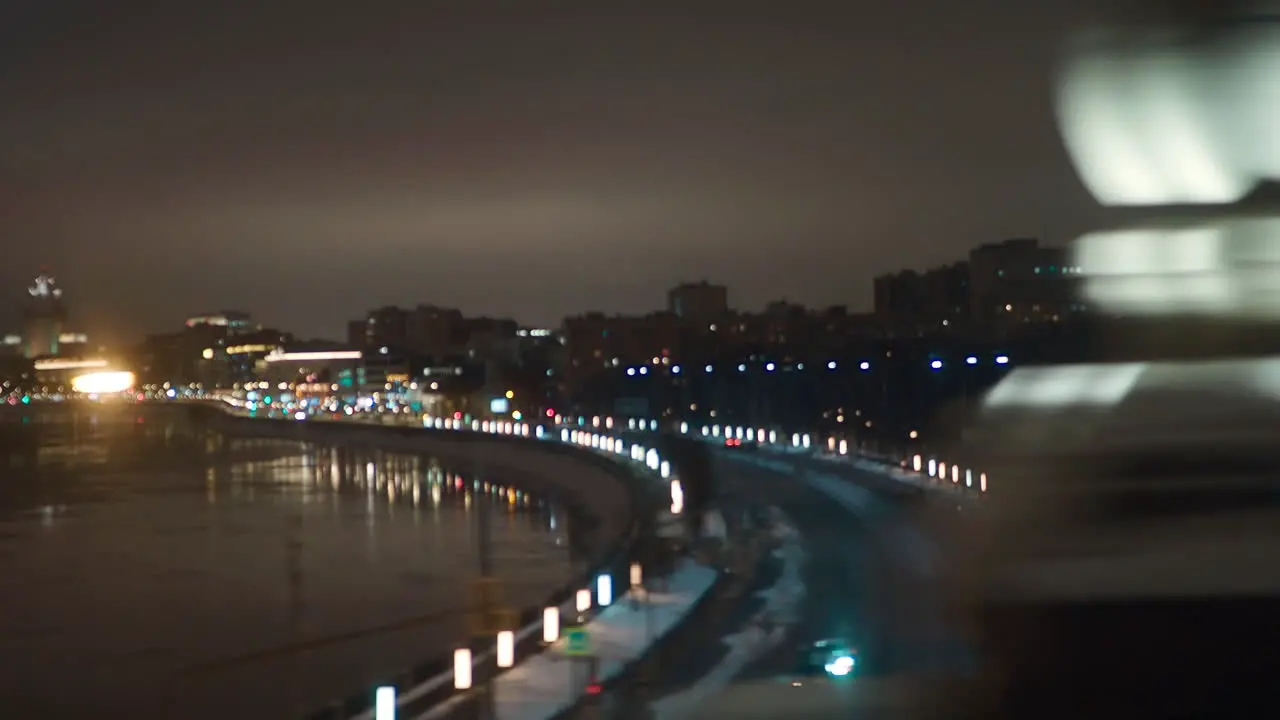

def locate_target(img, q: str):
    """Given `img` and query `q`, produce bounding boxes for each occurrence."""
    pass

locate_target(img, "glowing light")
[825,654,855,677]
[264,350,362,363]
[70,371,135,394]
[34,358,108,371]
[543,607,560,643]
[453,649,472,689]
[496,630,515,668]
[375,687,396,720]
[596,574,613,606]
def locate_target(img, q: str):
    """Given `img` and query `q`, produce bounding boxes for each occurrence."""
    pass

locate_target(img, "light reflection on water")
[0,405,580,719]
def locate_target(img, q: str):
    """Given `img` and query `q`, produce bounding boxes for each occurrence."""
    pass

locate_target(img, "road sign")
[564,626,591,656]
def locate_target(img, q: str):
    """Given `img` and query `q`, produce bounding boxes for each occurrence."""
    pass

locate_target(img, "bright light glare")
[71,371,135,394]
[542,607,560,643]
[825,655,856,677]
[597,574,613,607]
[496,630,515,668]
[1056,38,1247,206]
[374,686,396,720]
[453,649,472,689]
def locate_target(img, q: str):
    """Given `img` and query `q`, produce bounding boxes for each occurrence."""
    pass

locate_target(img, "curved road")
[572,434,971,719]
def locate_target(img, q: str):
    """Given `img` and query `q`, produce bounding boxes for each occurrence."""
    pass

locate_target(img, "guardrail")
[581,417,991,496]
[206,403,691,719]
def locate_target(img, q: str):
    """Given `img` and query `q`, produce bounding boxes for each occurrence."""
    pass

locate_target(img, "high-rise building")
[23,271,67,358]
[968,238,1082,324]
[668,281,729,321]
[873,262,970,331]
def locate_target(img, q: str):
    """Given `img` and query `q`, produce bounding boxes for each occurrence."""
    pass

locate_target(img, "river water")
[0,404,581,719]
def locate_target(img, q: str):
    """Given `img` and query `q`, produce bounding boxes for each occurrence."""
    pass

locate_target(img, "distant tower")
[23,270,67,358]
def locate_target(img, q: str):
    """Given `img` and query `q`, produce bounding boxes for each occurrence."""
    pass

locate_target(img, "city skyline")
[1,1,1113,344]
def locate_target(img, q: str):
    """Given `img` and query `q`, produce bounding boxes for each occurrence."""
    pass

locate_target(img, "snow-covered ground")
[652,508,807,719]
[411,559,718,720]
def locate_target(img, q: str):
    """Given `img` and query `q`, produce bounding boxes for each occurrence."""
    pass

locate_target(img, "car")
[784,638,859,687]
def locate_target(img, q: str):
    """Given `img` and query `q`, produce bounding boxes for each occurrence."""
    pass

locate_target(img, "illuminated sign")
[264,350,362,363]
[34,358,109,371]
[226,344,276,355]
[185,314,251,328]
[186,315,229,327]
[2,335,19,346]
[58,333,88,344]
[489,398,510,414]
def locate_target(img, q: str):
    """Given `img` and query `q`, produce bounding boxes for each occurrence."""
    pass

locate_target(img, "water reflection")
[0,404,582,720]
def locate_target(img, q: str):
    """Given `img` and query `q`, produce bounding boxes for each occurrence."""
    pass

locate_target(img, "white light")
[930,360,943,369]
[496,630,515,668]
[679,422,688,434]
[264,350,362,363]
[828,361,837,370]
[704,364,713,372]
[630,562,643,588]
[966,356,978,365]
[983,363,1147,410]
[597,574,613,607]
[995,355,1009,365]
[1056,38,1247,207]
[543,607,560,643]
[576,588,592,613]
[765,362,775,372]
[454,649,473,689]
[70,371,135,394]
[375,686,396,720]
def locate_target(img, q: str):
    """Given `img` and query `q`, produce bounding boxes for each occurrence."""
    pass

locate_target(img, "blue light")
[672,365,681,374]
[965,356,978,365]
[930,360,943,370]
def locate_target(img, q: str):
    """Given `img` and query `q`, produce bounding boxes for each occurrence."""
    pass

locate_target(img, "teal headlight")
[824,654,855,677]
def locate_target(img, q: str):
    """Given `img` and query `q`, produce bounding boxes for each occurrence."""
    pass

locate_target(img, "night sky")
[1,1,1113,343]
